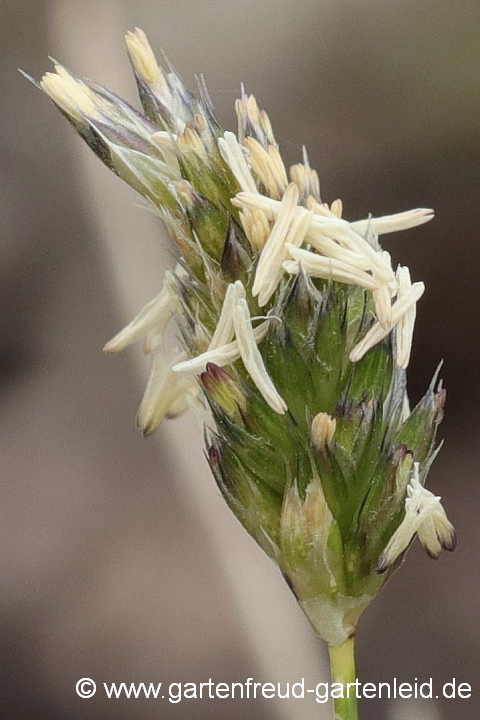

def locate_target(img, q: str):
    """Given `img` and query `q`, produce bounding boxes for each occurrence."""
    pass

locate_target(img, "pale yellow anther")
[290,163,320,202]
[307,195,342,219]
[349,281,425,365]
[236,93,260,141]
[284,246,379,290]
[175,179,195,207]
[330,199,343,218]
[268,145,289,186]
[208,281,246,350]
[311,412,336,455]
[304,482,333,544]
[233,299,287,414]
[176,126,206,159]
[259,109,275,145]
[191,113,207,135]
[281,480,335,587]
[41,69,100,122]
[247,94,260,123]
[240,208,271,252]
[395,265,416,368]
[377,465,456,572]
[218,132,258,194]
[281,485,306,540]
[373,281,393,329]
[103,269,179,355]
[252,183,313,307]
[125,27,164,86]
[235,90,276,146]
[151,131,180,169]
[244,137,288,200]
[137,348,200,435]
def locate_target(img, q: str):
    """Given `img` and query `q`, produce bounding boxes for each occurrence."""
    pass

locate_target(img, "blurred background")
[1,0,478,718]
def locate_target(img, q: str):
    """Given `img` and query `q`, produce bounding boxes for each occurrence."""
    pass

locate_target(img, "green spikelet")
[32,27,455,663]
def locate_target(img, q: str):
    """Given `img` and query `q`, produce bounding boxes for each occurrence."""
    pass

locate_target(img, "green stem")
[328,636,358,720]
